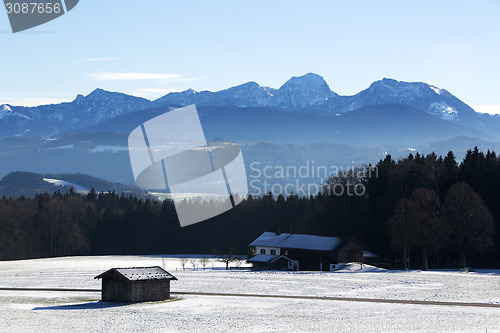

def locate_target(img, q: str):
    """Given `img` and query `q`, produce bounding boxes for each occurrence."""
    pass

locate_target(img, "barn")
[94,266,177,303]
[248,232,366,271]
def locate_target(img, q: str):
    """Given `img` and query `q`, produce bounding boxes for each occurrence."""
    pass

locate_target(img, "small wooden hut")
[94,266,177,303]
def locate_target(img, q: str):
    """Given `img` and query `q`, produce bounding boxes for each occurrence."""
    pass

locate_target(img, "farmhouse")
[248,232,365,271]
[94,266,177,303]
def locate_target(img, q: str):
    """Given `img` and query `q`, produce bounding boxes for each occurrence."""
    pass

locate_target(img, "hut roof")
[94,266,178,282]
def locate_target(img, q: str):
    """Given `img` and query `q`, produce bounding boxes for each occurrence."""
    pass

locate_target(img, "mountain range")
[2,73,500,140]
[1,73,500,192]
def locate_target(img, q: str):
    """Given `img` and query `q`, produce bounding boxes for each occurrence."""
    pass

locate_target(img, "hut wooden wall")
[131,280,171,302]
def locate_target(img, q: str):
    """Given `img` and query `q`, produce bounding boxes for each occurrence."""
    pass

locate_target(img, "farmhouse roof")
[94,266,178,282]
[249,232,343,251]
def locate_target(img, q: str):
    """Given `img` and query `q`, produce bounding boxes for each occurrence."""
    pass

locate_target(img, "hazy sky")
[1,0,499,114]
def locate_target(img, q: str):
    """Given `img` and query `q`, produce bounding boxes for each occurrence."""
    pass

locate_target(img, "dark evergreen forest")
[0,147,498,269]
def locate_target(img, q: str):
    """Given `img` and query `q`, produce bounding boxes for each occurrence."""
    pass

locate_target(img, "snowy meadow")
[0,255,499,332]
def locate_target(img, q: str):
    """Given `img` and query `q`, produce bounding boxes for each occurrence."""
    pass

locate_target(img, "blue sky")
[1,0,499,114]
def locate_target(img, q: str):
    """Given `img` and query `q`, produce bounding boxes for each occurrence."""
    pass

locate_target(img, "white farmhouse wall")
[255,246,281,255]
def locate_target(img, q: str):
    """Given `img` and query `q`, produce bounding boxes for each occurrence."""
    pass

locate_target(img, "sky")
[0,0,499,114]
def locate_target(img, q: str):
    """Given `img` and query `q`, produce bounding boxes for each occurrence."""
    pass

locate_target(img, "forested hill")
[0,171,144,198]
[0,147,498,269]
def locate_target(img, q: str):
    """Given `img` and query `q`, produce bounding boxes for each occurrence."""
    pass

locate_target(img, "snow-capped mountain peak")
[1,104,12,112]
[332,78,466,122]
[0,104,30,120]
[83,88,146,101]
[367,78,433,98]
[0,104,13,119]
[272,73,335,110]
[217,81,277,107]
[281,73,330,87]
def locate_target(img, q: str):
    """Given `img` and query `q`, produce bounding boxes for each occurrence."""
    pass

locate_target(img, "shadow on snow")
[33,301,129,310]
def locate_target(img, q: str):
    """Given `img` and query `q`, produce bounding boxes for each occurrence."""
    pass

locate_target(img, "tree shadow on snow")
[33,301,130,310]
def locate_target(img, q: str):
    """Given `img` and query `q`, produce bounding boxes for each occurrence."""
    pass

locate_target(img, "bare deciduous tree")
[199,255,210,270]
[233,258,243,269]
[190,259,198,270]
[179,256,188,271]
[216,248,239,270]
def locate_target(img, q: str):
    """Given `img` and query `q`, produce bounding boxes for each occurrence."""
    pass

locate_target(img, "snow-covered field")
[1,255,500,332]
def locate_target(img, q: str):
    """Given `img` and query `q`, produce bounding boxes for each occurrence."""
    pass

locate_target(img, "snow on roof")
[250,232,343,251]
[94,266,177,282]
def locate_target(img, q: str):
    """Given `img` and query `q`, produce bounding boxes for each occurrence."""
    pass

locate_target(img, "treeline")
[367,148,498,269]
[0,148,499,269]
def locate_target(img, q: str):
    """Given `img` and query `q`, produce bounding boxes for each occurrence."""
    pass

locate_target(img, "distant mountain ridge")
[3,89,151,136]
[2,73,499,140]
[155,73,335,110]
[0,171,145,198]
